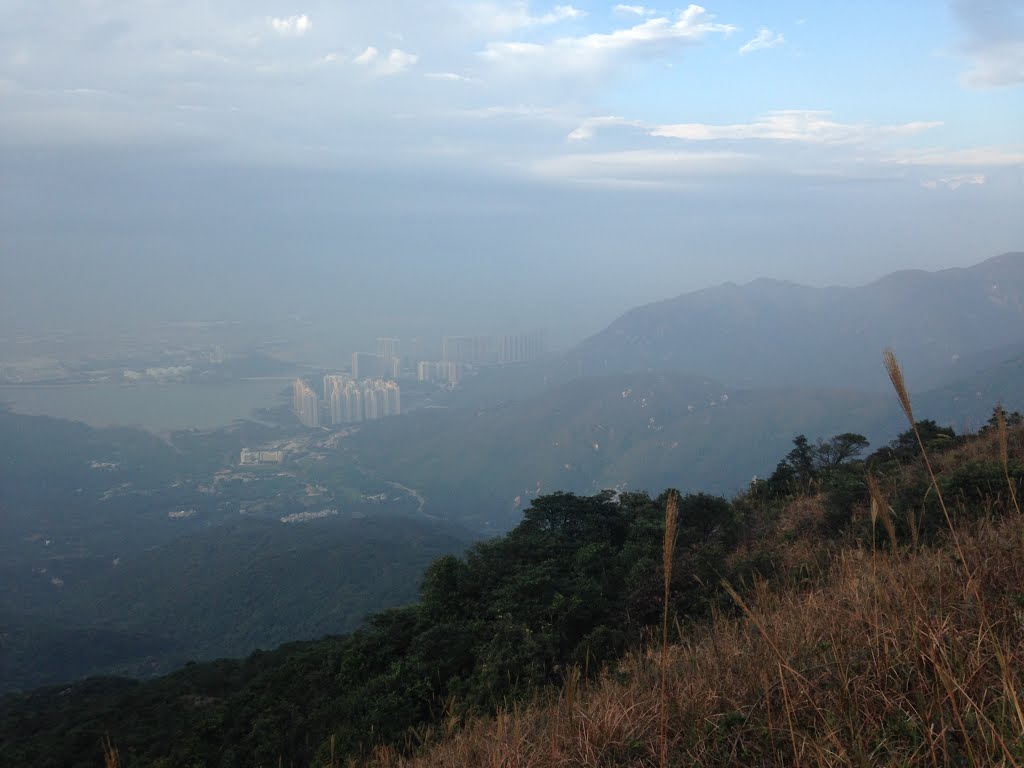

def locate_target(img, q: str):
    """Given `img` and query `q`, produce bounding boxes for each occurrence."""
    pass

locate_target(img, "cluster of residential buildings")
[416,360,460,387]
[291,331,543,427]
[239,448,285,465]
[324,375,401,424]
[412,331,544,387]
[293,373,402,429]
[439,330,545,367]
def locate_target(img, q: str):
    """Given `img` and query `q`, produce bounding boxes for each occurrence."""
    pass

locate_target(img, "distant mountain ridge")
[348,373,904,531]
[348,345,1024,533]
[568,252,1024,391]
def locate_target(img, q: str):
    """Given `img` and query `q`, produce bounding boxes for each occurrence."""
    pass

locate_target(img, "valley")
[3,253,1024,695]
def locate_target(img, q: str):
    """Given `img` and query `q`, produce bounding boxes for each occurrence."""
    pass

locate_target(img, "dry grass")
[884,349,964,568]
[102,733,120,768]
[998,406,1022,516]
[866,472,898,554]
[661,490,680,768]
[359,413,1024,768]
[367,511,1024,768]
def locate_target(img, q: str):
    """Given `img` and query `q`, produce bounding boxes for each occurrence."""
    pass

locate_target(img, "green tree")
[981,405,1023,434]
[868,420,957,465]
[813,432,869,472]
[786,435,816,489]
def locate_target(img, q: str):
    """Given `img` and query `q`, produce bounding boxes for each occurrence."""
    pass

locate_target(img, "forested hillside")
[3,401,1021,768]
[0,408,472,692]
[0,517,471,692]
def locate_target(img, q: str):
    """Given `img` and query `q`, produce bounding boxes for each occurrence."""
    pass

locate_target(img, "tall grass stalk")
[996,405,1021,516]
[660,490,680,768]
[102,734,120,768]
[883,349,969,576]
[866,473,898,553]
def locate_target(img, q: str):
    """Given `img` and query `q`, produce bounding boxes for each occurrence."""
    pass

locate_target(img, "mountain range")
[3,251,1023,693]
[566,252,1024,391]
[347,253,1024,529]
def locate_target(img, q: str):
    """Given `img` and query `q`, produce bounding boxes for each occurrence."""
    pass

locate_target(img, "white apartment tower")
[292,378,320,428]
[322,378,401,424]
[376,338,399,361]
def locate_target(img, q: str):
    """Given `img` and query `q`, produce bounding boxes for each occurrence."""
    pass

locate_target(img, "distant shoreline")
[0,379,289,432]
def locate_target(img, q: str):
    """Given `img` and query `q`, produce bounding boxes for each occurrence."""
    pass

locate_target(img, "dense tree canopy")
[3,421,1021,768]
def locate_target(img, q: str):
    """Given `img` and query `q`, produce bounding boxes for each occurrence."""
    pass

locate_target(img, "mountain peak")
[570,252,1024,391]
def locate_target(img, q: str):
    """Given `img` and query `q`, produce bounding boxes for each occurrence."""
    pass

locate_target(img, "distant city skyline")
[323,376,401,425]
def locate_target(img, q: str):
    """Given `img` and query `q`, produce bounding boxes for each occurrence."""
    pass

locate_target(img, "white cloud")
[425,72,477,83]
[921,174,986,190]
[538,110,1020,187]
[353,46,418,75]
[269,14,312,37]
[353,46,379,65]
[531,148,754,184]
[567,115,644,140]
[458,104,570,121]
[481,5,734,72]
[651,111,942,145]
[739,29,784,55]
[379,48,418,75]
[614,4,656,16]
[893,148,1024,167]
[465,3,585,33]
[1,0,1017,205]
[538,5,585,24]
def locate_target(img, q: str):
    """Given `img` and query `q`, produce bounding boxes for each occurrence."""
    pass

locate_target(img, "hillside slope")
[348,373,901,529]
[568,251,1024,390]
[2,407,1020,768]
[394,512,1024,768]
[370,418,1024,767]
[0,516,471,693]
[349,351,1024,531]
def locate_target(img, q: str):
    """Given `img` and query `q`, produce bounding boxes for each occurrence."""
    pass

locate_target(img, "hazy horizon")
[2,1,1023,358]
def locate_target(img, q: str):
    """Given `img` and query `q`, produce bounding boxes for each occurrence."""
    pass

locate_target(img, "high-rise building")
[417,360,460,387]
[364,386,382,421]
[323,374,350,395]
[376,339,402,378]
[498,330,545,364]
[383,380,401,416]
[352,352,392,380]
[331,378,353,424]
[325,378,400,424]
[328,389,343,424]
[442,335,495,366]
[343,383,363,423]
[376,338,399,361]
[324,374,351,425]
[292,378,320,428]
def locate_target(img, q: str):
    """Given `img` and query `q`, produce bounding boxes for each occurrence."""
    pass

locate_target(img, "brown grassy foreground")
[361,426,1024,767]
[363,514,1024,768]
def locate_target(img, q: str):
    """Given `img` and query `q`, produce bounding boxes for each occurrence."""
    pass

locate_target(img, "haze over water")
[0,379,289,432]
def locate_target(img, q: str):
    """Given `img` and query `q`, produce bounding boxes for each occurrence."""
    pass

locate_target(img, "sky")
[1,1,1022,357]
